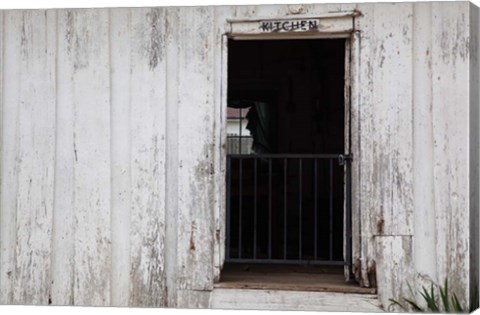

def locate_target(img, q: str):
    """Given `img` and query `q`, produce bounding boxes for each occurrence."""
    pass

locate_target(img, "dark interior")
[226,38,346,263]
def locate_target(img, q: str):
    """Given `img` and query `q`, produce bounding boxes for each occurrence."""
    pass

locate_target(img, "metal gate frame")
[225,154,353,266]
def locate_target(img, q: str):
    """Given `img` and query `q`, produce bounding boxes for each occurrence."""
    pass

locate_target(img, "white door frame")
[213,12,362,282]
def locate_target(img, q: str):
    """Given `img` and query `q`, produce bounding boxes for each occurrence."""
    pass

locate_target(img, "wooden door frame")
[213,12,361,282]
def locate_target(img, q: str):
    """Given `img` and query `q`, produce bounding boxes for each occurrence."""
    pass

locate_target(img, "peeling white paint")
[0,2,477,312]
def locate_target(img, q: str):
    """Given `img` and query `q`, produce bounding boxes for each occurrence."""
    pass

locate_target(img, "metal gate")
[225,154,352,266]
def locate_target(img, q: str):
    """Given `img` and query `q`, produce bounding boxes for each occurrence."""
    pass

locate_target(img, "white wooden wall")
[0,2,477,311]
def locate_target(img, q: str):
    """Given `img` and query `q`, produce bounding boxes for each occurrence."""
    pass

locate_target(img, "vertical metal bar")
[253,157,257,260]
[238,109,242,154]
[268,158,272,260]
[329,158,333,260]
[284,158,287,260]
[299,158,302,260]
[346,159,352,266]
[226,156,232,260]
[238,158,243,259]
[314,158,318,260]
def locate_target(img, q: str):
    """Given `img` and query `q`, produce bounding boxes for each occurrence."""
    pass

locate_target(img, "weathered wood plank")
[165,8,180,307]
[109,8,132,307]
[0,9,19,305]
[375,236,414,311]
[176,290,211,309]
[215,267,376,294]
[0,10,56,305]
[176,7,216,292]
[412,2,438,288]
[349,29,363,284]
[127,7,167,307]
[431,2,471,305]
[67,9,112,306]
[164,6,180,308]
[211,288,382,312]
[51,9,76,305]
[212,6,229,282]
[369,3,414,237]
[10,10,56,305]
[302,3,357,16]
[354,2,415,289]
[353,3,376,288]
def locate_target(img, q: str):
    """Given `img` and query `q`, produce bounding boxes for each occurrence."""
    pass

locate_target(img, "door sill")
[216,263,376,294]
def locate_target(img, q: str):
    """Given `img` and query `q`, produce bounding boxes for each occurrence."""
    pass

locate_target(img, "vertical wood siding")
[51,9,75,305]
[0,3,476,311]
[109,8,132,306]
[431,3,471,307]
[175,7,216,293]
[412,1,437,291]
[354,5,416,300]
[0,10,57,305]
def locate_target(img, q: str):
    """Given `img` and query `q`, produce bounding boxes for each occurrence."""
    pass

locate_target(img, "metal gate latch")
[338,154,353,166]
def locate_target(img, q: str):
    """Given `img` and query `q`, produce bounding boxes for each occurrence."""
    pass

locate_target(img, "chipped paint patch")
[146,8,164,70]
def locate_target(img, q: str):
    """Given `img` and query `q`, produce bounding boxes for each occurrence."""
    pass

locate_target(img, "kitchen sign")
[228,12,356,37]
[259,19,319,32]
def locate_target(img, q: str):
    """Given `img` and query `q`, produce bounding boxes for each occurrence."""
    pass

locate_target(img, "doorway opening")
[221,38,355,290]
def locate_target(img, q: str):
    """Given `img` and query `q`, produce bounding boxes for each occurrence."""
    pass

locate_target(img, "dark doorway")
[225,39,349,267]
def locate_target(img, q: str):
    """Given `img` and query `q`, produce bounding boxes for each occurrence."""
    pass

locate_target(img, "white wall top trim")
[226,10,361,23]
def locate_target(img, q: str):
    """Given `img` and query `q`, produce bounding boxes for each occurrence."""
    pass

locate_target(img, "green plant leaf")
[390,278,469,313]
[389,298,407,311]
[404,298,424,312]
[420,285,439,312]
[451,293,464,312]
[439,278,450,312]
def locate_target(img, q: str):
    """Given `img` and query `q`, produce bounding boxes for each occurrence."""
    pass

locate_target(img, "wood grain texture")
[175,7,216,292]
[127,7,167,307]
[0,10,21,305]
[375,236,414,311]
[0,3,476,310]
[176,290,211,309]
[0,10,57,305]
[353,3,416,293]
[358,3,415,238]
[109,8,132,307]
[216,265,376,294]
[431,2,471,305]
[353,3,376,288]
[349,29,363,284]
[412,2,438,288]
[0,9,18,305]
[12,10,57,305]
[68,9,112,306]
[51,9,76,305]
[211,288,382,312]
[212,5,229,283]
[164,7,180,307]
